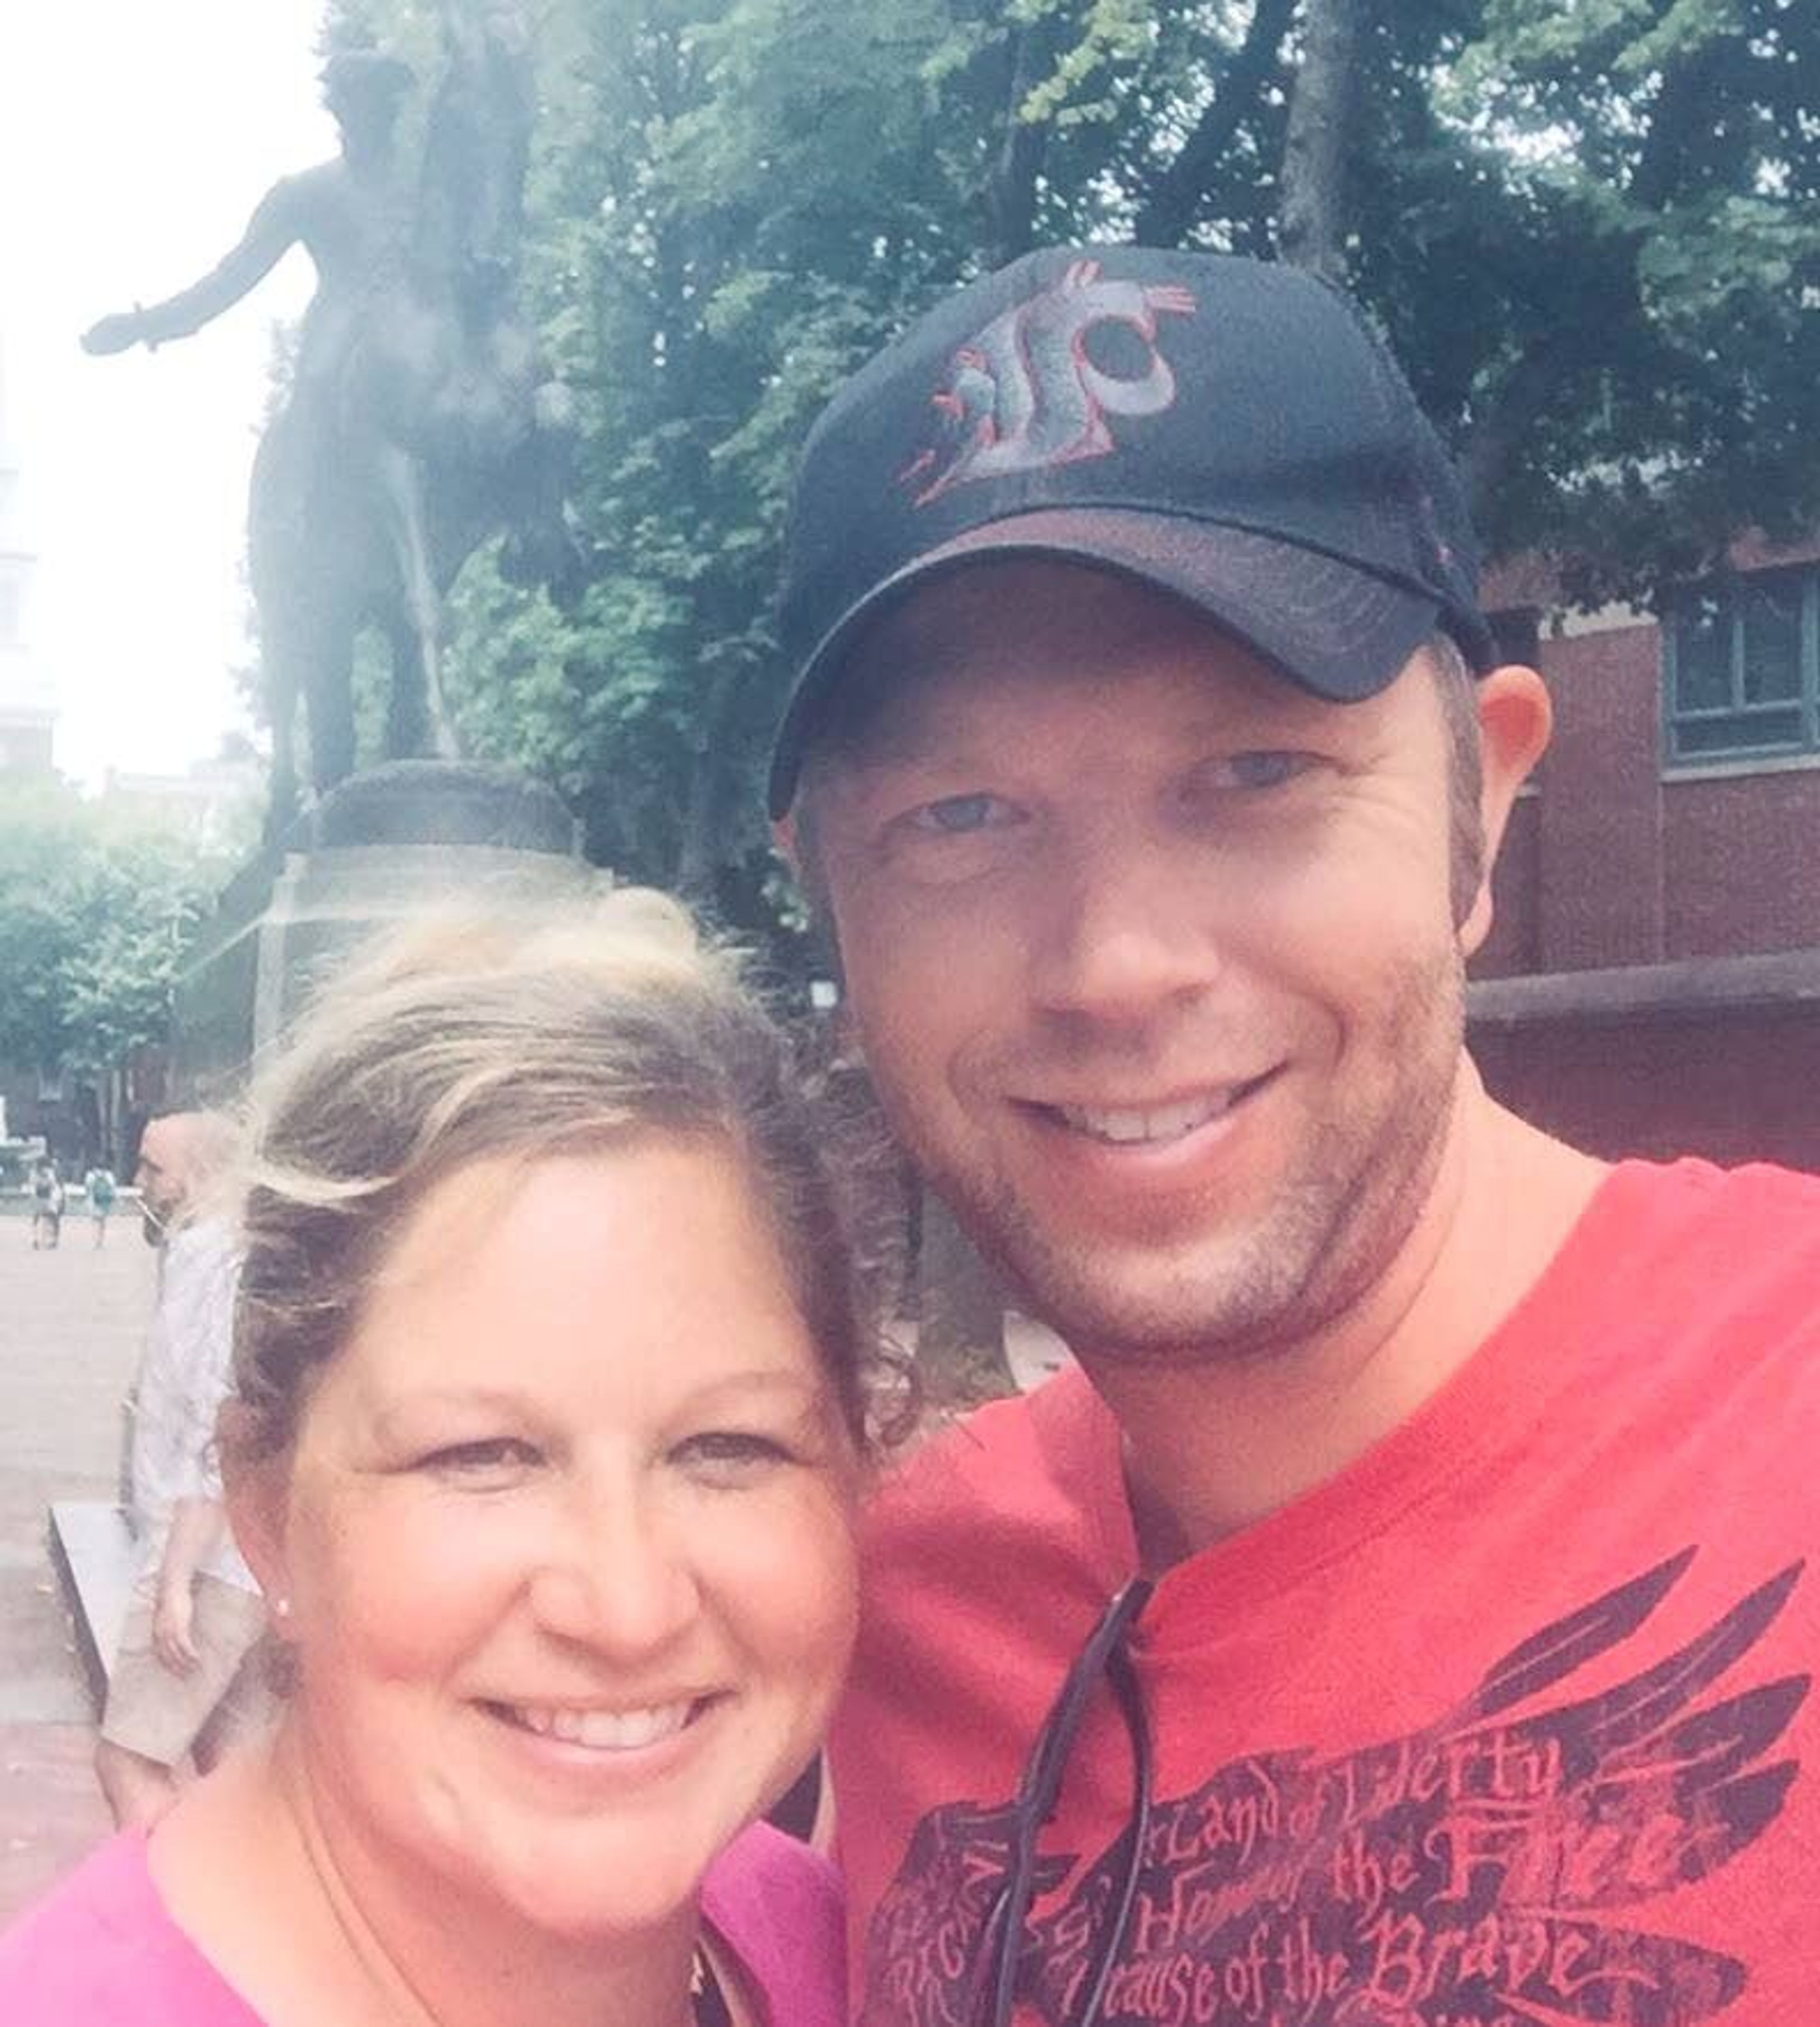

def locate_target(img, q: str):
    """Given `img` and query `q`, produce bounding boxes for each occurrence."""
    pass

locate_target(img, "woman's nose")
[527,1478,700,1656]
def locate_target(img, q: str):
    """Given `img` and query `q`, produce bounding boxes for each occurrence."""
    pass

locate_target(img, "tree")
[326,0,1820,908]
[0,782,231,1162]
[0,784,90,1078]
[1433,0,1820,599]
[1277,0,1365,279]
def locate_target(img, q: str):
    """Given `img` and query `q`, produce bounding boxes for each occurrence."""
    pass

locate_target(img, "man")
[772,247,1820,2025]
[82,1161,118,1248]
[81,50,417,390]
[94,1112,265,1828]
[81,50,423,812]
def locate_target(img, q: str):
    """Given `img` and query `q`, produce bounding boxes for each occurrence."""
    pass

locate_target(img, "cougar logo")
[861,1551,1807,2027]
[899,259,1196,505]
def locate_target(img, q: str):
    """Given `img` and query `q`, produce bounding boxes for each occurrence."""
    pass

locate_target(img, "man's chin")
[984,1224,1302,1366]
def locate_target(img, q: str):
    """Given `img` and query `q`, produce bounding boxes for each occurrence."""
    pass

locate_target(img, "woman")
[29,1157,64,1250]
[2,889,881,2027]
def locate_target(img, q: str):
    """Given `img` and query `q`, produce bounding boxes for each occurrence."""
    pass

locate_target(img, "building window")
[1665,566,1819,763]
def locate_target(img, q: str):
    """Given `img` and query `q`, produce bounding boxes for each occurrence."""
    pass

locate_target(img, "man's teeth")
[1060,1092,1232,1145]
[503,1700,694,1750]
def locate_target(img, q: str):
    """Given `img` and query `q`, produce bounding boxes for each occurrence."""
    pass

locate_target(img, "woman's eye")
[420,1438,541,1478]
[674,1430,792,1479]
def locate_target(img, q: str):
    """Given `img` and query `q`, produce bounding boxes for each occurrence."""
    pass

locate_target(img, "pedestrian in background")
[82,1165,118,1248]
[94,1114,265,1828]
[29,1160,64,1251]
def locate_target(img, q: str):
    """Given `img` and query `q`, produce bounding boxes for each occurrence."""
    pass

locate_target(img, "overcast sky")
[0,2,332,785]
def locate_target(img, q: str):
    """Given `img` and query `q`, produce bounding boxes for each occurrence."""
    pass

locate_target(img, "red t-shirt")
[833,1159,1820,2027]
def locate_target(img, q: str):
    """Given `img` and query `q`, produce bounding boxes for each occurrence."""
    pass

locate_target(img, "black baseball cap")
[768,245,1496,817]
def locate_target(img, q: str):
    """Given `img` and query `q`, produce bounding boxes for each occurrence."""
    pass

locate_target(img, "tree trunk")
[672,661,740,902]
[1277,0,1365,283]
[1133,0,1298,247]
[102,1066,124,1172]
[916,1193,1016,1404]
[984,18,1056,268]
[673,743,721,902]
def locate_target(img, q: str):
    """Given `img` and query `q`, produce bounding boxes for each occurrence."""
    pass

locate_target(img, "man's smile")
[1037,1076,1281,1148]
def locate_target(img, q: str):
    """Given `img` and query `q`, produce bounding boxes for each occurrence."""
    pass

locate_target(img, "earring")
[272,1595,292,1622]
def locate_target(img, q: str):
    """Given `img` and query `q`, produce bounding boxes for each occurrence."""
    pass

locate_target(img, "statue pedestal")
[172,761,605,1101]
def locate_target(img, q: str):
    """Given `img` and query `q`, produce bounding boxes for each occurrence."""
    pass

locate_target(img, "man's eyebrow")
[819,685,995,776]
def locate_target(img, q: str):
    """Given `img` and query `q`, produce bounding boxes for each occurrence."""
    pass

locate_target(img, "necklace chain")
[692,1947,734,2027]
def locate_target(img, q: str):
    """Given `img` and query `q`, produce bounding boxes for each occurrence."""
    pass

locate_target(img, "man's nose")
[1027,828,1224,1029]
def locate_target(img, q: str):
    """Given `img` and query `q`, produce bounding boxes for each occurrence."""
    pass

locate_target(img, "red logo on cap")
[898,259,1196,507]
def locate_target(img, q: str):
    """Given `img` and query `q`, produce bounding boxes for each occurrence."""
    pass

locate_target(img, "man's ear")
[1458,663,1551,957]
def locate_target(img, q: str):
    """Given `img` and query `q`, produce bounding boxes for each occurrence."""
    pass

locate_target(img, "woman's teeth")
[501,1700,695,1750]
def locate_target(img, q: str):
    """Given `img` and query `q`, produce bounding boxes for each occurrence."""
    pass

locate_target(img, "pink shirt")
[0,1822,843,2026]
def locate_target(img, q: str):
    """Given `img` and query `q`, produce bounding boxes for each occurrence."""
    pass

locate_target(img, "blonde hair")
[229,887,884,1461]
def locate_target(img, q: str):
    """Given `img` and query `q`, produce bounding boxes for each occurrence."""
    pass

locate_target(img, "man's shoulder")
[270,163,336,200]
[864,1367,1112,1563]
[249,164,341,229]
[875,1371,1071,1494]
[1598,1156,1820,1259]
[164,1217,237,1271]
[1555,1157,1820,1379]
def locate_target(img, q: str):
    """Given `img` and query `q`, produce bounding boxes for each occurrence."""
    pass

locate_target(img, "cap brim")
[768,509,1441,817]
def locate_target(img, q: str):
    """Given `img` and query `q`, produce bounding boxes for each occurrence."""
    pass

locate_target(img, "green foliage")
[328,0,1820,945]
[1436,0,1820,597]
[0,783,228,1078]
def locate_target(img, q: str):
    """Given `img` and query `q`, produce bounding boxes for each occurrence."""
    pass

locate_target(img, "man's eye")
[1182,751,1316,800]
[906,792,1016,835]
[1223,751,1311,789]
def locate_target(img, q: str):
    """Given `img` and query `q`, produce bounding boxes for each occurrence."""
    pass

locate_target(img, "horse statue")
[83,8,580,836]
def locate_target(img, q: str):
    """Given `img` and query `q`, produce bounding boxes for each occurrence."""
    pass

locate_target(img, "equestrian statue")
[83,5,580,835]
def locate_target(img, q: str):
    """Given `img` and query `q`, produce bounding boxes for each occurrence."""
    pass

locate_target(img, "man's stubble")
[877,934,1469,1372]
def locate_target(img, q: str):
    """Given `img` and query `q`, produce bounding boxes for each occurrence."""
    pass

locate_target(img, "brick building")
[1469,535,1820,1172]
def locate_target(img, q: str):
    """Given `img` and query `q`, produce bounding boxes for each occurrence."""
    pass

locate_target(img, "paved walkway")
[0,1214,151,1921]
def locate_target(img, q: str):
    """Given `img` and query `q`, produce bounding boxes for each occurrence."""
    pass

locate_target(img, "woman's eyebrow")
[366,1386,532,1435]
